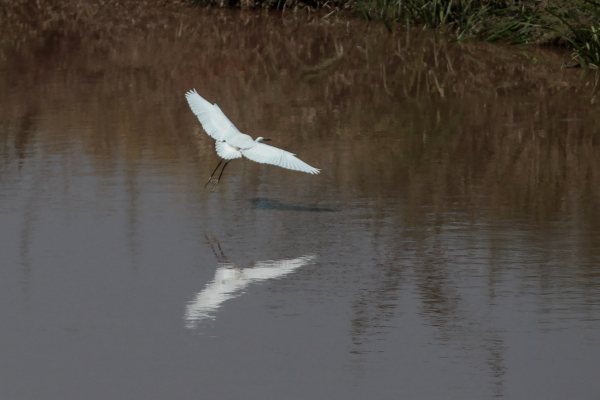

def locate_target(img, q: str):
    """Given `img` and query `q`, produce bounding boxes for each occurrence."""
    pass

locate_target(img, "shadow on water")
[251,197,339,212]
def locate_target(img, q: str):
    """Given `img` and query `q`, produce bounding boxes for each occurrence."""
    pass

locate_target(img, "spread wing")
[241,143,320,174]
[185,89,240,141]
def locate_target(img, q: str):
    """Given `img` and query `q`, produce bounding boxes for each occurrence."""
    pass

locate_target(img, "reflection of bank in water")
[184,237,315,328]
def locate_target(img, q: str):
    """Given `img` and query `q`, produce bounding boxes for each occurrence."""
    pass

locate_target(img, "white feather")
[185,89,240,141]
[215,141,242,160]
[185,88,320,177]
[242,143,320,174]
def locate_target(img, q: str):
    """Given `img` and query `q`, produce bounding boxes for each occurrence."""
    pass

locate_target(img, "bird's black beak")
[263,138,272,141]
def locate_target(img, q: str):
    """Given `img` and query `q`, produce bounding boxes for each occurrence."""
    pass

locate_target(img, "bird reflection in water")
[185,235,315,328]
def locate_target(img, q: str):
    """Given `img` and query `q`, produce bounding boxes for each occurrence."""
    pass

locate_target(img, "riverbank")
[1,0,599,69]
[188,0,600,67]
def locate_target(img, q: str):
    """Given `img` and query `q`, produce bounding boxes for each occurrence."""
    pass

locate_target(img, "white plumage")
[185,89,320,190]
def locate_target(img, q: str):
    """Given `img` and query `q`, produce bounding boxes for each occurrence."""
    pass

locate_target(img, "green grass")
[544,0,600,67]
[349,0,600,67]
[179,0,600,67]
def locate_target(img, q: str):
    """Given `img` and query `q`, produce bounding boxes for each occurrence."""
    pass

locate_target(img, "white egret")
[185,89,320,191]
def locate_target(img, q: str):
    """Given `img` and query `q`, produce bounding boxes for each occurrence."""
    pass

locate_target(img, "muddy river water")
[1,2,600,399]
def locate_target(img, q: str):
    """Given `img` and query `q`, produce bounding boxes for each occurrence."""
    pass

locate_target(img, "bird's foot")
[211,180,220,192]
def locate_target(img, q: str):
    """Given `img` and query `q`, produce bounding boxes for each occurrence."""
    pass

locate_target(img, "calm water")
[1,2,600,399]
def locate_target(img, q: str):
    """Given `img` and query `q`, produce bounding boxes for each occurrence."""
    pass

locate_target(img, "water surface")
[1,2,600,399]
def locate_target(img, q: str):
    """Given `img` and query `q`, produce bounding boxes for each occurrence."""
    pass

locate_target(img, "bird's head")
[255,137,271,143]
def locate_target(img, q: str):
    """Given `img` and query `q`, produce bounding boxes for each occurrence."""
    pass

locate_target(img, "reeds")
[189,0,600,68]
[350,0,600,67]
[545,0,600,68]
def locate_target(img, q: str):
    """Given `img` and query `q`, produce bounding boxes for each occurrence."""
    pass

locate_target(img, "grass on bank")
[350,0,600,67]
[189,0,600,68]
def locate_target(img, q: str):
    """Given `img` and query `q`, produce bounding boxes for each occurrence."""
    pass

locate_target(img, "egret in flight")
[185,89,320,191]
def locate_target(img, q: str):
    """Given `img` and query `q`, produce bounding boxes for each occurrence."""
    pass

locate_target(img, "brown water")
[1,2,600,399]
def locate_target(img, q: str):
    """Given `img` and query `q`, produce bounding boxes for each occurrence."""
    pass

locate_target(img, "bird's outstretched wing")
[242,143,320,174]
[185,89,240,141]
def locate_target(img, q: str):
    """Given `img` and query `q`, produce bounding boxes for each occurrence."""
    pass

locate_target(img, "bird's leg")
[211,160,232,192]
[205,159,224,188]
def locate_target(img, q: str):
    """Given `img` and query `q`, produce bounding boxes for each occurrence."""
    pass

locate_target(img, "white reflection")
[185,238,315,328]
